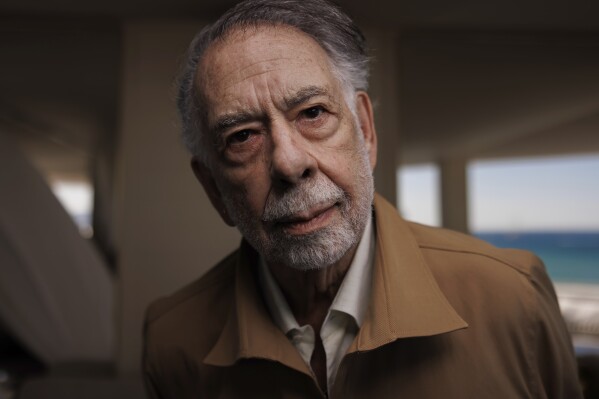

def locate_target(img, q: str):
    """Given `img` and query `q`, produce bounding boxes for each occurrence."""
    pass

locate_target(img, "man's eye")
[228,130,252,144]
[302,106,324,119]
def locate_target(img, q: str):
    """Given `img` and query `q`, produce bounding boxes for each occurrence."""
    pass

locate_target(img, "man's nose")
[270,123,317,187]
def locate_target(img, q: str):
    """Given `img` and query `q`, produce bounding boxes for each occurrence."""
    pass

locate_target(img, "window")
[397,163,441,227]
[50,180,94,238]
[469,154,599,282]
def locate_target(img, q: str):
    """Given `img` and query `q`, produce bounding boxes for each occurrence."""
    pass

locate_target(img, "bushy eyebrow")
[209,85,334,141]
[284,85,332,109]
[211,111,257,138]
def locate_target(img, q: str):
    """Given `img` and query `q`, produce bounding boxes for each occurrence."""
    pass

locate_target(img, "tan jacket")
[143,195,582,398]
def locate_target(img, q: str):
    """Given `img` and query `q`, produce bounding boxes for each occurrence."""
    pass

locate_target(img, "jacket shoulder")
[145,249,238,326]
[405,222,581,398]
[142,250,241,398]
[407,221,541,278]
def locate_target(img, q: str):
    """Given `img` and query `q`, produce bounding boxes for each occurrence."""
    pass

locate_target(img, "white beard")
[222,139,374,271]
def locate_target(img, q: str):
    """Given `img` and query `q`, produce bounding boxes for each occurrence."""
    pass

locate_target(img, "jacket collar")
[203,193,467,370]
[349,194,467,352]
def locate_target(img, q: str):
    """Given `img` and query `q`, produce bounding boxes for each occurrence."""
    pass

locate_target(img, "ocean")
[475,232,599,283]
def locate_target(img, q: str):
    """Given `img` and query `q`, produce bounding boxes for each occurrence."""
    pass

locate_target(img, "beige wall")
[114,20,240,374]
[366,28,402,206]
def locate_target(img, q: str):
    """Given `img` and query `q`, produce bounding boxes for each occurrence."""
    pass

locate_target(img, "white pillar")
[439,158,469,233]
[365,28,401,206]
[114,20,240,374]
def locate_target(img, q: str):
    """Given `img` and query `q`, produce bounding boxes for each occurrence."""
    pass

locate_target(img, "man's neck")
[266,243,359,331]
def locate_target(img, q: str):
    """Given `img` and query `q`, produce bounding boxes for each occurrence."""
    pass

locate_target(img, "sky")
[398,164,441,227]
[398,154,599,232]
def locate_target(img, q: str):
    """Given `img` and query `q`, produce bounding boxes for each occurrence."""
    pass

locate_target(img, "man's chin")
[258,227,355,271]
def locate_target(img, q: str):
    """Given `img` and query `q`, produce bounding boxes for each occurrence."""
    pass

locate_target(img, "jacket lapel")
[350,194,467,352]
[203,241,311,376]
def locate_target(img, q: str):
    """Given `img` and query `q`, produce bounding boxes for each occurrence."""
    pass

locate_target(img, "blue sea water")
[474,232,599,283]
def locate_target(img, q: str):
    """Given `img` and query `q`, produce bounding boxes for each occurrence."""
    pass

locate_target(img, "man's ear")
[190,156,235,226]
[355,91,378,170]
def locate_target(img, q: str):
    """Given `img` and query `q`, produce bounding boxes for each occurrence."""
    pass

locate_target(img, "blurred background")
[0,0,598,397]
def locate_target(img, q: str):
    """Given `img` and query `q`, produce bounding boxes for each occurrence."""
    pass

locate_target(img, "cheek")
[218,163,272,216]
[312,129,368,190]
[312,153,361,200]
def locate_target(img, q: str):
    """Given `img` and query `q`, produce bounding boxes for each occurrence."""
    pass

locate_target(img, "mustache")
[262,177,345,222]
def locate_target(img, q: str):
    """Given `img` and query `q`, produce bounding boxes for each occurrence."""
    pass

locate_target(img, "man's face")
[194,26,377,270]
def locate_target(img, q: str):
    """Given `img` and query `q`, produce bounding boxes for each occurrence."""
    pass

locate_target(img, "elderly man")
[143,0,582,398]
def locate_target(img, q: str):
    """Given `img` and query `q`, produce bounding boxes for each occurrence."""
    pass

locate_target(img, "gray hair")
[176,0,370,161]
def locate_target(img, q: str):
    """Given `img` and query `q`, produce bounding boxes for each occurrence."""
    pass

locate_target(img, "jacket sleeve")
[529,259,583,399]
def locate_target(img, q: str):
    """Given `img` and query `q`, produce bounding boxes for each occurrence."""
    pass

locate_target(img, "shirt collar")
[329,213,374,327]
[257,253,299,334]
[257,214,375,335]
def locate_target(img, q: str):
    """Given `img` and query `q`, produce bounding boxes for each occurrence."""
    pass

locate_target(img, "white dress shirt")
[258,215,375,395]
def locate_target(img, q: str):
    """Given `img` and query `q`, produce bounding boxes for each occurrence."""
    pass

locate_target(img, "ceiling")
[1,0,599,31]
[1,0,598,182]
[399,30,599,163]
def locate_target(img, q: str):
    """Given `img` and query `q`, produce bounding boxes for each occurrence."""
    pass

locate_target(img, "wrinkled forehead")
[198,24,333,79]
[195,25,341,115]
